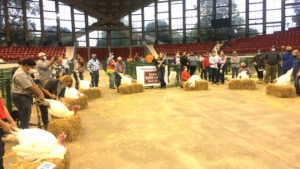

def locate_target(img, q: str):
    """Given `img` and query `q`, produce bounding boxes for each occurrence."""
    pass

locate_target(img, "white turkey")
[120,74,132,85]
[65,88,84,99]
[168,72,177,85]
[46,99,78,118]
[238,71,250,80]
[79,80,91,89]
[12,128,66,161]
[187,75,201,88]
[274,68,293,85]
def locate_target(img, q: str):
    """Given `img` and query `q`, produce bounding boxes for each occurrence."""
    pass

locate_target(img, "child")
[181,66,191,87]
[202,53,210,80]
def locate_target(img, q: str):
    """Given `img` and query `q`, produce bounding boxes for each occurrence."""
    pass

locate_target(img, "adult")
[231,51,239,79]
[217,51,227,84]
[264,48,281,84]
[36,52,55,86]
[127,55,133,62]
[51,56,64,79]
[115,56,126,91]
[239,62,252,77]
[40,75,73,129]
[73,54,85,89]
[145,53,154,63]
[134,53,140,62]
[12,58,44,129]
[61,53,70,75]
[209,51,219,84]
[172,51,181,84]
[154,53,167,88]
[0,96,16,169]
[252,49,265,84]
[180,52,189,72]
[202,53,210,80]
[188,54,197,75]
[281,46,294,74]
[87,53,101,87]
[107,53,116,89]
[292,49,300,95]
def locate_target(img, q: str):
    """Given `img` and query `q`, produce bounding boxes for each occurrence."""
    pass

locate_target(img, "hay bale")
[47,114,81,142]
[119,85,133,94]
[228,79,256,90]
[266,84,297,98]
[183,81,209,91]
[64,95,88,110]
[132,83,144,93]
[9,150,70,169]
[78,88,101,99]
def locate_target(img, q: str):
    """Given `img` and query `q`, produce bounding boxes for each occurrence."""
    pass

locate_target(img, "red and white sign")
[136,66,168,87]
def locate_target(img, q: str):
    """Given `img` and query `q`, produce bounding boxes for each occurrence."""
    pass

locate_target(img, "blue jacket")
[293,57,300,76]
[281,52,294,71]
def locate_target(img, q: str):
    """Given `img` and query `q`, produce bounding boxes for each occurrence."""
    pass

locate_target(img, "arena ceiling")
[62,0,154,28]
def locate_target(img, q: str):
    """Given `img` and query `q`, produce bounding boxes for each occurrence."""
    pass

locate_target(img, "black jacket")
[252,54,265,68]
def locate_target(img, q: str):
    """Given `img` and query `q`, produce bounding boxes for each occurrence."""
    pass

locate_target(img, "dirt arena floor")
[4,70,300,169]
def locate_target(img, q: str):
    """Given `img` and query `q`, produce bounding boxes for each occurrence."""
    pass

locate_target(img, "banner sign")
[136,66,168,87]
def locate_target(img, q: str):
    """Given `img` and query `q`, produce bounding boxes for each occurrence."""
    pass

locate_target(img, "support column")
[263,0,267,35]
[281,0,285,31]
[212,0,216,40]
[228,0,232,40]
[183,0,186,44]
[141,2,145,41]
[197,0,201,42]
[84,12,90,60]
[107,30,111,54]
[129,13,133,56]
[168,0,172,44]
[55,0,61,46]
[154,0,158,43]
[22,0,29,46]
[245,0,249,38]
[3,0,10,46]
[70,5,76,45]
[39,0,46,45]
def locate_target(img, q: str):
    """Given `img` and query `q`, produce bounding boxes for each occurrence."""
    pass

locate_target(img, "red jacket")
[202,57,210,68]
[0,97,6,119]
[181,71,191,82]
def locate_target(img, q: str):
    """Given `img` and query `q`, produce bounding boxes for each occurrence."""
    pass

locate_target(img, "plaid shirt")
[51,63,64,79]
[87,59,101,72]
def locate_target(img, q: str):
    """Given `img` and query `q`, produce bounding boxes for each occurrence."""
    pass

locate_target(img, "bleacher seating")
[76,47,143,60]
[0,46,66,60]
[221,27,300,54]
[154,42,215,55]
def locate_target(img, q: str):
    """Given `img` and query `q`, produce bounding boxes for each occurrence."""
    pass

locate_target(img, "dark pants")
[190,66,196,75]
[265,64,278,84]
[12,94,32,129]
[232,67,239,79]
[295,75,300,96]
[73,71,84,89]
[39,105,49,129]
[203,67,209,80]
[255,67,264,78]
[0,129,4,169]
[210,68,217,83]
[115,72,122,88]
[217,65,226,84]
[90,71,99,87]
[157,68,166,88]
[174,65,181,83]
[64,68,69,75]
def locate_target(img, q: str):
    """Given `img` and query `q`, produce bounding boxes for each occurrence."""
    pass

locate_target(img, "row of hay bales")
[119,83,144,94]
[183,78,297,98]
[10,88,102,169]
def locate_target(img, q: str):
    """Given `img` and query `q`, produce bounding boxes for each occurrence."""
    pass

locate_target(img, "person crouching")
[181,66,191,88]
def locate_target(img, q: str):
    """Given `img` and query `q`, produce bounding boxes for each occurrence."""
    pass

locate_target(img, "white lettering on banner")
[37,162,56,169]
[136,66,168,87]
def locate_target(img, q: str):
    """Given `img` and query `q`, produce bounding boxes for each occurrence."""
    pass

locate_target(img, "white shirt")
[209,55,219,69]
[62,58,69,69]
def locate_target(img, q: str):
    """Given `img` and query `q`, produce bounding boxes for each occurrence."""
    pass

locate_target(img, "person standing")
[281,46,294,74]
[180,52,190,72]
[73,54,85,89]
[134,53,141,62]
[202,53,210,81]
[0,96,16,169]
[209,51,219,84]
[231,51,239,79]
[188,54,197,75]
[36,52,55,86]
[172,51,181,84]
[12,58,45,129]
[107,53,116,89]
[61,53,70,75]
[115,57,126,91]
[154,53,167,88]
[292,49,300,95]
[87,53,101,87]
[264,48,281,84]
[252,50,265,84]
[145,53,154,63]
[216,51,227,84]
[50,56,64,79]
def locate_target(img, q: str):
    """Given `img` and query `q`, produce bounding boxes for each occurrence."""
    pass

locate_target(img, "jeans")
[12,94,32,129]
[157,68,166,88]
[108,73,115,88]
[295,75,300,96]
[90,71,99,87]
[39,105,49,129]
[73,71,84,89]
[190,66,196,75]
[232,67,239,79]
[115,72,122,88]
[210,68,217,83]
[0,129,4,169]
[264,64,278,84]
[64,68,69,75]
[203,67,209,80]
[174,65,181,83]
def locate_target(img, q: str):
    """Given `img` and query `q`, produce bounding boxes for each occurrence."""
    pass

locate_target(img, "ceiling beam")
[89,25,130,31]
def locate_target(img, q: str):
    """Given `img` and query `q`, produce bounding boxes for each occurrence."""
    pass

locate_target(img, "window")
[111,30,129,47]
[89,31,107,47]
[59,3,72,32]
[185,0,197,29]
[28,31,42,46]
[131,9,142,32]
[144,3,155,34]
[285,2,300,29]
[27,1,41,31]
[200,0,213,27]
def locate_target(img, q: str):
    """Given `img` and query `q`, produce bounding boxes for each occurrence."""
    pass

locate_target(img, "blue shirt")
[293,57,300,76]
[281,52,294,70]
